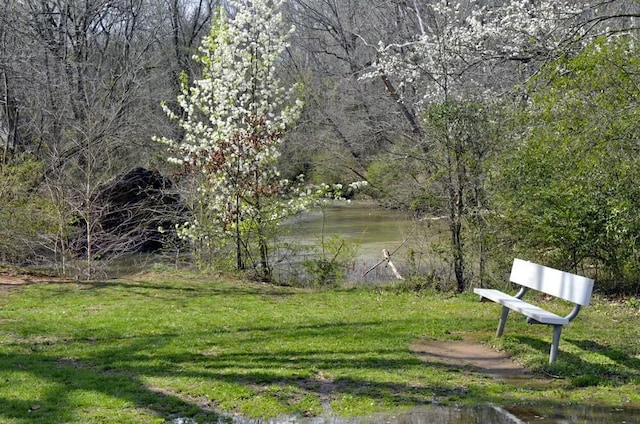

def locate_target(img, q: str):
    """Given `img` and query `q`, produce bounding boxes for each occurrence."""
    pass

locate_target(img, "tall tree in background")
[363,0,600,291]
[282,1,420,185]
[157,0,304,279]
[498,36,640,292]
[24,0,171,276]
[0,0,216,276]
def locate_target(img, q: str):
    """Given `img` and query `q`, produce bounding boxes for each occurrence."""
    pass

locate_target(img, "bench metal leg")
[496,306,510,337]
[549,325,563,364]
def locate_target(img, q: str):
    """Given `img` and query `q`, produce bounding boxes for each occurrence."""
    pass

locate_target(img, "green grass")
[0,271,639,423]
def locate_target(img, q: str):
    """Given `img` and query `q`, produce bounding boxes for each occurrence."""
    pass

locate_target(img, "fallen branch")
[383,248,403,280]
[362,238,407,280]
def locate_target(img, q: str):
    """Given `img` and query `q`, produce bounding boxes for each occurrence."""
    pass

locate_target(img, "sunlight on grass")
[0,273,639,422]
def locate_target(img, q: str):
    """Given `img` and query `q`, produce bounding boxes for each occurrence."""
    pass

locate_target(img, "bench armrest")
[565,304,582,322]
[514,286,528,299]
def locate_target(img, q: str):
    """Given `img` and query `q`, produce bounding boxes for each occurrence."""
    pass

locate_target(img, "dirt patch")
[0,274,70,288]
[411,338,529,378]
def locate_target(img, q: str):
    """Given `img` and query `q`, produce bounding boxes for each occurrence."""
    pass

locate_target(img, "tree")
[497,36,640,293]
[281,1,424,187]
[0,0,208,275]
[423,100,501,290]
[157,0,305,279]
[361,0,613,292]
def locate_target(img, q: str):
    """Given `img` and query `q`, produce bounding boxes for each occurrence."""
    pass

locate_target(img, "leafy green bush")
[302,233,357,287]
[0,156,58,265]
[496,36,640,293]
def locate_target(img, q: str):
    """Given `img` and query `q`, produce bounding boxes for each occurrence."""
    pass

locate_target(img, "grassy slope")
[0,272,639,423]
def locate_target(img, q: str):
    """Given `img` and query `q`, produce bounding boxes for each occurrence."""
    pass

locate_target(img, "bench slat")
[510,259,594,306]
[474,288,515,304]
[474,288,569,325]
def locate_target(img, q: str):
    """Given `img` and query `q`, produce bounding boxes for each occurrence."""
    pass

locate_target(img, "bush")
[301,233,357,287]
[0,156,58,265]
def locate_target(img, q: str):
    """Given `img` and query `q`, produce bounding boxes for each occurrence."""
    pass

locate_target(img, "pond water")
[110,201,446,282]
[276,202,449,283]
[174,403,640,424]
[286,202,415,251]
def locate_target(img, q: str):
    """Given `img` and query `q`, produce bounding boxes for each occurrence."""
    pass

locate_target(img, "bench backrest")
[510,258,595,306]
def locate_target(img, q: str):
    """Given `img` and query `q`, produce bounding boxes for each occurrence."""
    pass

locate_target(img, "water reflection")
[264,406,521,424]
[174,404,639,424]
[280,202,448,282]
[506,404,638,423]
[286,203,416,255]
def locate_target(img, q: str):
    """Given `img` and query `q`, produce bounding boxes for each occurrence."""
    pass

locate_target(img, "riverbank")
[0,271,639,422]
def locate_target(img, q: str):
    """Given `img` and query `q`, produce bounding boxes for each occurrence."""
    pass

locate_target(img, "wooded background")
[2,0,640,293]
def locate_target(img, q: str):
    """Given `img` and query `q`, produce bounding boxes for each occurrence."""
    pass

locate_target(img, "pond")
[106,201,446,282]
[276,201,449,284]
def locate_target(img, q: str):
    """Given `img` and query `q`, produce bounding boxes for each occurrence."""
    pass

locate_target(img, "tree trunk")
[258,225,270,280]
[254,192,271,280]
[451,216,465,293]
[235,193,244,271]
[448,144,467,293]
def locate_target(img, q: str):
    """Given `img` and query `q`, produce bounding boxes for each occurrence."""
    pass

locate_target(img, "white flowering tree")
[362,0,597,291]
[156,0,304,279]
[367,0,592,105]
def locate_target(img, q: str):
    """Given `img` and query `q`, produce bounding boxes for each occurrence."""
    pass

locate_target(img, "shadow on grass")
[567,338,640,371]
[91,339,488,409]
[69,278,300,300]
[0,328,633,423]
[509,335,640,385]
[0,312,503,422]
[0,349,225,423]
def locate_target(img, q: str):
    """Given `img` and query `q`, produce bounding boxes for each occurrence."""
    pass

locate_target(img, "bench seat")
[473,259,594,363]
[474,288,569,325]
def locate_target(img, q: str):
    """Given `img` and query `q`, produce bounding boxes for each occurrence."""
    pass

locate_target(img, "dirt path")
[0,274,71,288]
[411,338,529,378]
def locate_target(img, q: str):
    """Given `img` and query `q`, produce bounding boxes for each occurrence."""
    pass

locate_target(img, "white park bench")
[474,258,594,364]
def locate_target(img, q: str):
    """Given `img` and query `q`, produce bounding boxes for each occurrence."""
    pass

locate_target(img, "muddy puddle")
[173,403,639,424]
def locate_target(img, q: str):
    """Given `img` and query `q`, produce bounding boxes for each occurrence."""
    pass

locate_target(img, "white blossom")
[155,0,306,254]
[362,1,596,106]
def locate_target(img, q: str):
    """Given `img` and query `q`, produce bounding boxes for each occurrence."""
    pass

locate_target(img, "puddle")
[173,403,640,424]
[505,404,638,423]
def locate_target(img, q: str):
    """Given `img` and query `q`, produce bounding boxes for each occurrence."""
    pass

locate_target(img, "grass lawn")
[0,271,639,423]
